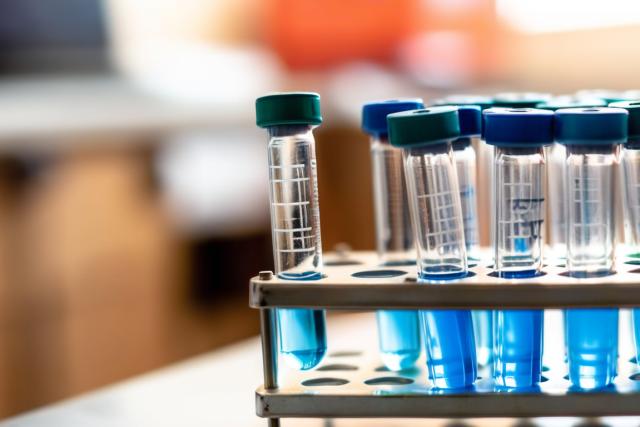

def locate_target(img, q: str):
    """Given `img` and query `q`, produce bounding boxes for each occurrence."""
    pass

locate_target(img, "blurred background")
[0,0,639,419]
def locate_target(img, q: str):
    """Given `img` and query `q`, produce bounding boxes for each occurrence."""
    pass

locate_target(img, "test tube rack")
[249,250,640,426]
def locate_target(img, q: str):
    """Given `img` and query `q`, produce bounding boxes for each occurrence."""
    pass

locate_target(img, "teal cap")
[575,89,632,104]
[387,106,460,148]
[255,92,322,128]
[432,94,494,110]
[493,92,551,108]
[555,107,628,146]
[610,100,640,143]
[537,98,606,111]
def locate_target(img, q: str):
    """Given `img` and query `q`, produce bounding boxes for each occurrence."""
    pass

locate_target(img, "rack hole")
[382,260,416,267]
[351,270,407,279]
[302,377,349,387]
[488,271,546,279]
[625,260,640,266]
[629,372,640,381]
[542,365,550,372]
[563,374,570,380]
[540,376,549,383]
[374,365,391,372]
[559,270,616,278]
[316,364,358,372]
[325,260,362,266]
[364,376,414,386]
[630,356,638,364]
[329,351,361,357]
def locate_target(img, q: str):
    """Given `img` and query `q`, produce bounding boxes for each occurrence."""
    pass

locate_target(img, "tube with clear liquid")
[452,105,493,367]
[256,92,327,371]
[612,101,640,368]
[557,107,628,389]
[267,124,327,370]
[493,145,545,388]
[484,108,553,389]
[389,106,477,389]
[363,100,423,371]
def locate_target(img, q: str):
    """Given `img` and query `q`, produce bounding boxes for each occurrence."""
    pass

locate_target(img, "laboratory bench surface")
[2,312,639,427]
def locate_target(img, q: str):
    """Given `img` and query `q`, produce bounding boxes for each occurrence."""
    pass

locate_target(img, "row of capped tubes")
[254,91,640,393]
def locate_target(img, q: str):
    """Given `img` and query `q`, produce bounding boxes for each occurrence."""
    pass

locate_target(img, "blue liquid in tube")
[472,310,493,366]
[376,310,421,370]
[566,308,618,389]
[420,308,477,389]
[277,305,327,371]
[493,309,543,388]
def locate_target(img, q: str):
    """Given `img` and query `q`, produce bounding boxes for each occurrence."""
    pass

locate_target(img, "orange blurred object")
[263,0,502,80]
[263,0,420,69]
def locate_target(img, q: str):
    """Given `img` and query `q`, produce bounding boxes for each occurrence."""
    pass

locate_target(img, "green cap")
[493,92,551,108]
[255,92,322,128]
[387,106,460,148]
[610,100,640,142]
[537,98,606,111]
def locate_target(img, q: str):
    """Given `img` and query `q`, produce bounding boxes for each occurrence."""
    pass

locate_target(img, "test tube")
[484,108,553,388]
[556,107,628,389]
[388,107,477,389]
[255,92,327,370]
[451,105,492,366]
[538,99,607,260]
[538,99,609,365]
[611,101,640,368]
[361,99,424,371]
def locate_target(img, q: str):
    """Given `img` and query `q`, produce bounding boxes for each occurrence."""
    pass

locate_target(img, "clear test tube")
[556,107,628,389]
[611,101,640,369]
[362,99,424,371]
[484,108,553,388]
[537,99,609,365]
[538,99,607,261]
[452,105,492,366]
[388,107,477,389]
[256,92,327,370]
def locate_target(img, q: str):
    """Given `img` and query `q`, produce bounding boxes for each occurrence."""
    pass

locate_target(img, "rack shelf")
[250,250,640,426]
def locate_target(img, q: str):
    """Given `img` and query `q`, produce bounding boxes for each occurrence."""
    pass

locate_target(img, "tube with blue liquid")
[484,108,552,388]
[556,107,628,389]
[452,105,493,367]
[612,101,640,368]
[362,100,424,371]
[256,92,327,370]
[388,107,477,389]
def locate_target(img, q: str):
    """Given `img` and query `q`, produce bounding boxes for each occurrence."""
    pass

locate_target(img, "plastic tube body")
[370,135,421,370]
[622,147,640,366]
[453,137,492,366]
[493,146,545,388]
[548,143,568,259]
[405,144,468,279]
[405,143,476,389]
[267,125,326,370]
[565,144,618,389]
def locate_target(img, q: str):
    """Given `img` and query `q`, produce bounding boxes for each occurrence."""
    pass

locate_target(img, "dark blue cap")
[555,107,628,146]
[457,105,481,137]
[483,108,554,147]
[362,99,424,137]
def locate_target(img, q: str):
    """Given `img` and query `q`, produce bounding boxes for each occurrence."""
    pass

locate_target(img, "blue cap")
[458,105,481,137]
[361,99,424,137]
[483,108,554,147]
[555,107,628,146]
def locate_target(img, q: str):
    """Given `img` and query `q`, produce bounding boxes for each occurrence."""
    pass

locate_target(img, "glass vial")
[612,101,640,369]
[388,107,477,389]
[484,108,553,388]
[362,100,423,371]
[452,105,493,367]
[557,107,628,389]
[256,92,327,370]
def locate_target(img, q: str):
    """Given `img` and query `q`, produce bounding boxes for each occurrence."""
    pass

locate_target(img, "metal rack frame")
[249,251,640,426]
